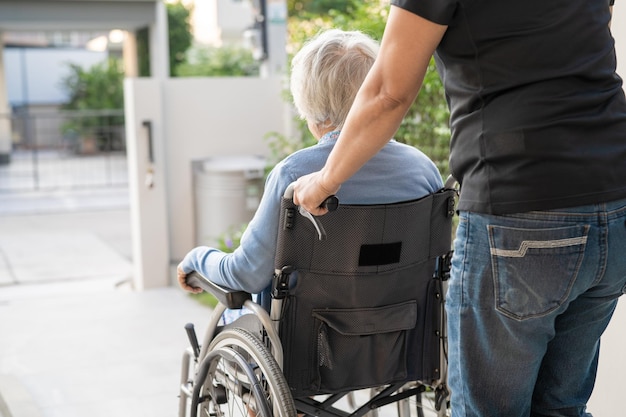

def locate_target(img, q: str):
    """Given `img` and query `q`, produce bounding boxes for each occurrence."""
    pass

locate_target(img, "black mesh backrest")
[274,189,455,398]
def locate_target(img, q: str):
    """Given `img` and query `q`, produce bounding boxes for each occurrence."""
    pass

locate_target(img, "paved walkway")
[0,188,213,417]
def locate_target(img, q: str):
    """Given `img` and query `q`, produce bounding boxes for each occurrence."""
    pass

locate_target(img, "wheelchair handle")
[283,183,338,211]
[284,183,339,240]
[321,194,339,211]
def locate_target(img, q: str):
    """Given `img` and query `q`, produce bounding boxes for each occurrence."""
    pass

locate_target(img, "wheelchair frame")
[178,185,456,417]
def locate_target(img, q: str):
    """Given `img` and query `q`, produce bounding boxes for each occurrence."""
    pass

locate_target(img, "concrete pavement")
[0,280,212,417]
[0,188,213,417]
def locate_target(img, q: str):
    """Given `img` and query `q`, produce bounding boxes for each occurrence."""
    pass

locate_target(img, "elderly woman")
[177,29,443,308]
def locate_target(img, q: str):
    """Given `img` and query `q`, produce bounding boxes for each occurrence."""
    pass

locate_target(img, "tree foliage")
[289,0,359,17]
[137,0,193,77]
[167,0,194,74]
[175,45,260,77]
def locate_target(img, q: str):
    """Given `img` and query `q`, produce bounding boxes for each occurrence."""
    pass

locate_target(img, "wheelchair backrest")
[273,188,456,398]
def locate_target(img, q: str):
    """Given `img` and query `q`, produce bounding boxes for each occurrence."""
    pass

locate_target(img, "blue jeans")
[447,198,626,417]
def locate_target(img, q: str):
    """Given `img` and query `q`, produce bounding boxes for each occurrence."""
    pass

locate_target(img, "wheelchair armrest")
[185,271,252,309]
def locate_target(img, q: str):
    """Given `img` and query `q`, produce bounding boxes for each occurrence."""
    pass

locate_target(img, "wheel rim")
[195,328,296,417]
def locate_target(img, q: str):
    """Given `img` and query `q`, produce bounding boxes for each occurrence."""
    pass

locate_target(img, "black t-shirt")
[393,0,626,214]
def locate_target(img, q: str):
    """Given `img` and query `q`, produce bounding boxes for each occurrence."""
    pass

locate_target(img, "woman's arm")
[293,7,447,214]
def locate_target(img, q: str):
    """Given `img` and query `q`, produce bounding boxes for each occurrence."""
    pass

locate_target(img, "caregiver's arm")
[293,7,447,214]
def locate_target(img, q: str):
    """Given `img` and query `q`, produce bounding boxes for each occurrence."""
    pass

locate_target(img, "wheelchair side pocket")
[312,301,417,392]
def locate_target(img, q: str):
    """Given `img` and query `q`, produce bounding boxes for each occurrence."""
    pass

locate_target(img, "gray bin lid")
[196,155,266,178]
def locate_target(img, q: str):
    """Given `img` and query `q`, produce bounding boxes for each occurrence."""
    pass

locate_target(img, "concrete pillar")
[124,78,170,290]
[0,35,11,165]
[150,0,170,79]
[261,0,287,77]
[125,0,171,289]
[123,31,139,78]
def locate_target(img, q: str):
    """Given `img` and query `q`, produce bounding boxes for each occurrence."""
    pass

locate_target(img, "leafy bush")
[175,45,260,77]
[59,58,125,151]
[61,58,124,111]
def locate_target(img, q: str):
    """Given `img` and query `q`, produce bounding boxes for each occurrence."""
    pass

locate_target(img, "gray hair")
[290,29,379,131]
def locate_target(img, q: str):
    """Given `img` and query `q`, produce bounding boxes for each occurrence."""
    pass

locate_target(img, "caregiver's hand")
[292,171,341,216]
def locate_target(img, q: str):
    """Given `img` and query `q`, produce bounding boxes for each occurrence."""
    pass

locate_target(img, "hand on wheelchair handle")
[290,172,341,215]
[285,181,339,214]
[296,196,338,241]
[286,182,339,240]
[296,195,339,218]
[177,265,204,294]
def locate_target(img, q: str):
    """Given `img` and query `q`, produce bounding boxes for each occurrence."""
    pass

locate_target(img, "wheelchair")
[178,183,456,417]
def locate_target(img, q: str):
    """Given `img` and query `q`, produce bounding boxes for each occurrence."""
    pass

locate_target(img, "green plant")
[61,58,124,111]
[215,223,248,253]
[397,58,451,176]
[175,45,260,77]
[60,58,125,151]
[264,127,317,170]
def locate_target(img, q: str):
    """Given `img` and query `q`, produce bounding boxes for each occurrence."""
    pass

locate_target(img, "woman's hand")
[177,264,203,294]
[293,171,340,216]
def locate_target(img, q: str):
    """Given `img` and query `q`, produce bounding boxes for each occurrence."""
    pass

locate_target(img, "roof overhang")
[0,0,157,32]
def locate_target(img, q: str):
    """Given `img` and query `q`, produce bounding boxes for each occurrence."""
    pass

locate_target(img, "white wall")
[162,77,287,261]
[216,0,254,43]
[124,76,288,288]
[185,0,254,46]
[587,6,626,416]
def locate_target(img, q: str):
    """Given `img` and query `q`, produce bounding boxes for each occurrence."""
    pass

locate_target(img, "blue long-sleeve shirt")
[179,131,443,298]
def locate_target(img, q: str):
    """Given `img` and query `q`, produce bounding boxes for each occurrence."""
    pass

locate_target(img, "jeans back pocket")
[488,224,589,320]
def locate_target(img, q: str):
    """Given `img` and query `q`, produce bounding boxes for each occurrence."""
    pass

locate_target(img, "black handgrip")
[322,195,339,211]
[184,323,201,359]
[185,271,251,309]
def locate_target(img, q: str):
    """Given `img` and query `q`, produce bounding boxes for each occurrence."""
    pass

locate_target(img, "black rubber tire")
[198,327,296,417]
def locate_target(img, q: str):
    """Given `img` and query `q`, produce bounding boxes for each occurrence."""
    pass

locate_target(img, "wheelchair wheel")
[197,327,296,417]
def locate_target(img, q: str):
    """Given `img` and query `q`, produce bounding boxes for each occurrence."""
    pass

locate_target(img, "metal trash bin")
[193,155,266,247]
